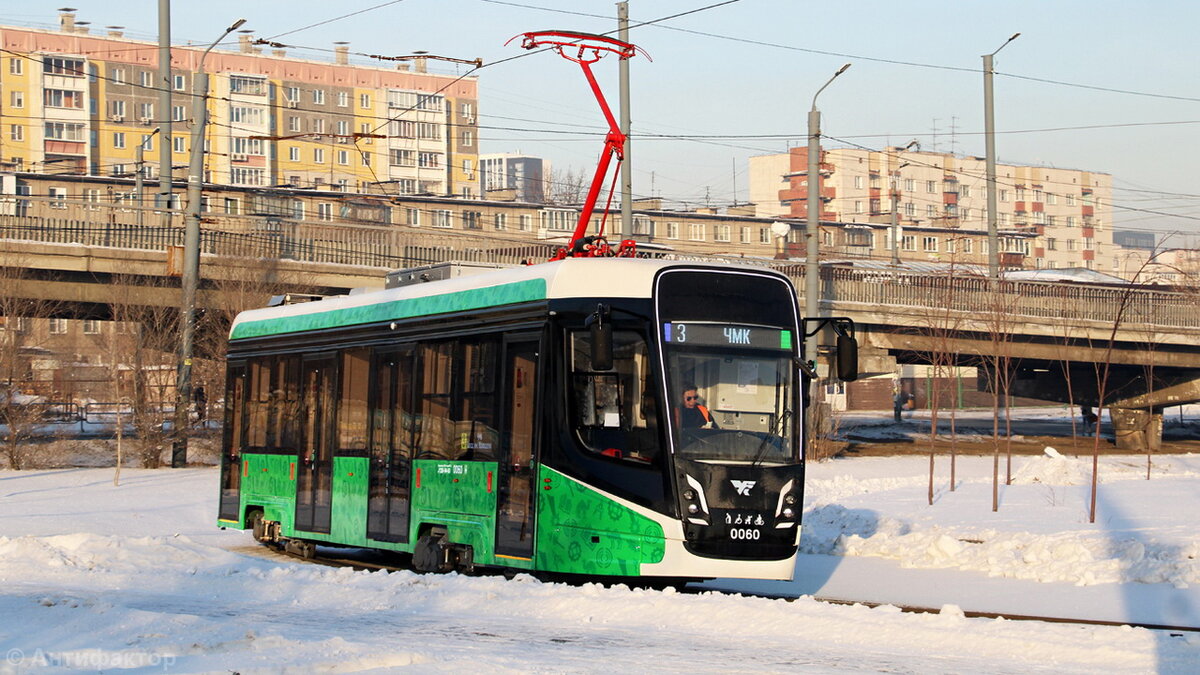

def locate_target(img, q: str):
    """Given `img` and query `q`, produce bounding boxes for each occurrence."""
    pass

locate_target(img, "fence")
[3,211,1198,330]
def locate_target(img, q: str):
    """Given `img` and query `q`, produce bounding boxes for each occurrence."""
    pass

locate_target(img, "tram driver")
[677,383,718,430]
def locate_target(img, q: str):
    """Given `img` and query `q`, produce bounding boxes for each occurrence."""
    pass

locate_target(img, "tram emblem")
[730,480,757,496]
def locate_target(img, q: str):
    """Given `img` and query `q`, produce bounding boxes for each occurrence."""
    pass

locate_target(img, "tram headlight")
[784,493,796,506]
[683,489,696,501]
[687,503,700,515]
[782,507,795,519]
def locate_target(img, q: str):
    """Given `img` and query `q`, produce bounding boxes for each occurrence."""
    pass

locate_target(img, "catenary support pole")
[618,2,633,240]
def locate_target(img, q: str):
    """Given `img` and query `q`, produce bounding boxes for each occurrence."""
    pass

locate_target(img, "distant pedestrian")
[893,390,913,423]
[1081,405,1098,426]
[193,386,207,425]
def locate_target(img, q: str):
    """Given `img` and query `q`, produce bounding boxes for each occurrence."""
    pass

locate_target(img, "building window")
[926,204,937,217]
[667,222,679,240]
[760,228,771,244]
[926,180,937,193]
[173,74,186,90]
[714,225,731,242]
[1047,193,1057,205]
[1066,239,1077,251]
[230,76,266,95]
[9,91,23,108]
[740,226,752,244]
[461,130,474,147]
[1046,238,1057,251]
[9,58,22,75]
[404,208,420,226]
[688,223,705,241]
[922,236,938,252]
[418,152,440,168]
[173,136,185,153]
[314,148,325,163]
[462,211,482,229]
[337,150,349,165]
[433,210,452,228]
[904,202,915,217]
[287,116,300,132]
[113,132,126,149]
[49,318,69,335]
[853,201,863,214]
[494,213,507,230]
[519,214,532,231]
[43,56,85,76]
[230,106,263,125]
[82,319,101,335]
[902,235,916,251]
[1066,194,1076,206]
[312,89,326,104]
[48,187,67,209]
[9,125,21,141]
[317,203,333,221]
[44,89,84,109]
[960,185,972,199]
[903,178,915,191]
[854,176,864,189]
[360,93,371,108]
[999,189,1009,202]
[312,118,326,133]
[337,91,349,107]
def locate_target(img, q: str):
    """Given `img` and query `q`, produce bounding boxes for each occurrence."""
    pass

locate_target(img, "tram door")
[295,355,335,534]
[217,364,246,522]
[366,348,414,542]
[495,338,539,559]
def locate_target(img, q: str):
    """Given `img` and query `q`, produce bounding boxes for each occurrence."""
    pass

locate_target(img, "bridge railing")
[823,268,1200,329]
[2,211,1197,330]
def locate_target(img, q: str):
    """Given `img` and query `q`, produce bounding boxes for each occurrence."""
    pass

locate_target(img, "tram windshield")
[662,321,798,465]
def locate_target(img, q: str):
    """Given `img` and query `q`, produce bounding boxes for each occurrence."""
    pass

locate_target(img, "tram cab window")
[571,330,659,463]
[662,322,797,464]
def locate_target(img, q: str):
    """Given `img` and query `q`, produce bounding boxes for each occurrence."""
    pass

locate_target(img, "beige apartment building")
[751,146,1113,271]
[0,10,479,199]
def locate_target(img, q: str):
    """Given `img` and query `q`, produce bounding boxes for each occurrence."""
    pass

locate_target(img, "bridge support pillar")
[1109,407,1162,452]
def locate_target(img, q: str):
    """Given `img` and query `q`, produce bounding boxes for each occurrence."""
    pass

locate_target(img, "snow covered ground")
[2,451,1199,673]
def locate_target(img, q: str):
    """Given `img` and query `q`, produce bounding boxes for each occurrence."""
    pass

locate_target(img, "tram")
[217,257,855,581]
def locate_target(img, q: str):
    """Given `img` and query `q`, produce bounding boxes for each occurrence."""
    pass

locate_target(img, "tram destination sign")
[662,322,792,350]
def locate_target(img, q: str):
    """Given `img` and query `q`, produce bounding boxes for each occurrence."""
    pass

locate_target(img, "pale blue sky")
[8,1,1200,238]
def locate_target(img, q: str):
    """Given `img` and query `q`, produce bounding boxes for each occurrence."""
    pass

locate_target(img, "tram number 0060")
[728,527,761,541]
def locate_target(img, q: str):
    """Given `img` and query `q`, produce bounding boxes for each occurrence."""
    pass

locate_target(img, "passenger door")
[367,347,415,542]
[295,354,335,534]
[495,337,539,559]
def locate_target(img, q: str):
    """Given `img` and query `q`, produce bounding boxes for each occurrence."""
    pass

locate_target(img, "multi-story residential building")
[750,146,1114,271]
[0,11,478,197]
[479,154,547,203]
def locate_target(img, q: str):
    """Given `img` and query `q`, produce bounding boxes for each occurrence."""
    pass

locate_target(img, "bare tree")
[545,167,588,206]
[0,260,65,469]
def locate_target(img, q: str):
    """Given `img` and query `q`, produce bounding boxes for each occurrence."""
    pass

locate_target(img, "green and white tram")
[218,257,850,582]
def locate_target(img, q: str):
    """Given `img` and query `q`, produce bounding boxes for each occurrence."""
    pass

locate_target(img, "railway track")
[231,540,1200,636]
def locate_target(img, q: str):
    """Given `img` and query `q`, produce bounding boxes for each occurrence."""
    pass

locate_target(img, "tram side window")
[246,360,270,448]
[268,355,300,450]
[224,364,247,453]
[337,348,371,454]
[571,330,659,462]
[416,342,454,459]
[414,337,501,460]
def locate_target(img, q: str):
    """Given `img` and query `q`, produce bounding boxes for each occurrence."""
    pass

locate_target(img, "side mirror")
[587,304,613,371]
[836,334,858,382]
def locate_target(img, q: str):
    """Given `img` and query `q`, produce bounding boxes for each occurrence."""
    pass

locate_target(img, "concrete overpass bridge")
[3,213,1198,449]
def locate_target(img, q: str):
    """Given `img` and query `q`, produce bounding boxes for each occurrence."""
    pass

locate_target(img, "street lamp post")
[134,127,160,229]
[171,17,245,468]
[805,63,850,366]
[983,33,1019,279]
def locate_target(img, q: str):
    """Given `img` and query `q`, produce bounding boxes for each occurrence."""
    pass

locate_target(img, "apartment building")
[0,11,478,198]
[750,146,1114,271]
[479,154,547,203]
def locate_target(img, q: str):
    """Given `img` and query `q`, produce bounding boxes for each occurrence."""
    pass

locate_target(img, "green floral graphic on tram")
[536,466,665,576]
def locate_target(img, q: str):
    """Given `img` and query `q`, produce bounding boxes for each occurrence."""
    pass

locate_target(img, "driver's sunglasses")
[685,395,697,401]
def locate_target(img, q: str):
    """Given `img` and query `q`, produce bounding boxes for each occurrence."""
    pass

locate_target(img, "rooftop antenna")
[509,30,649,260]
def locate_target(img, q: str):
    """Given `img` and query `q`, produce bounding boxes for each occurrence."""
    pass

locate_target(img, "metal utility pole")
[617,1,633,239]
[805,63,851,364]
[157,0,173,226]
[983,33,1019,279]
[171,17,246,468]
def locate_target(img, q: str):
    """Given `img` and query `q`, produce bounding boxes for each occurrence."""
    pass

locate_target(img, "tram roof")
[230,257,783,341]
